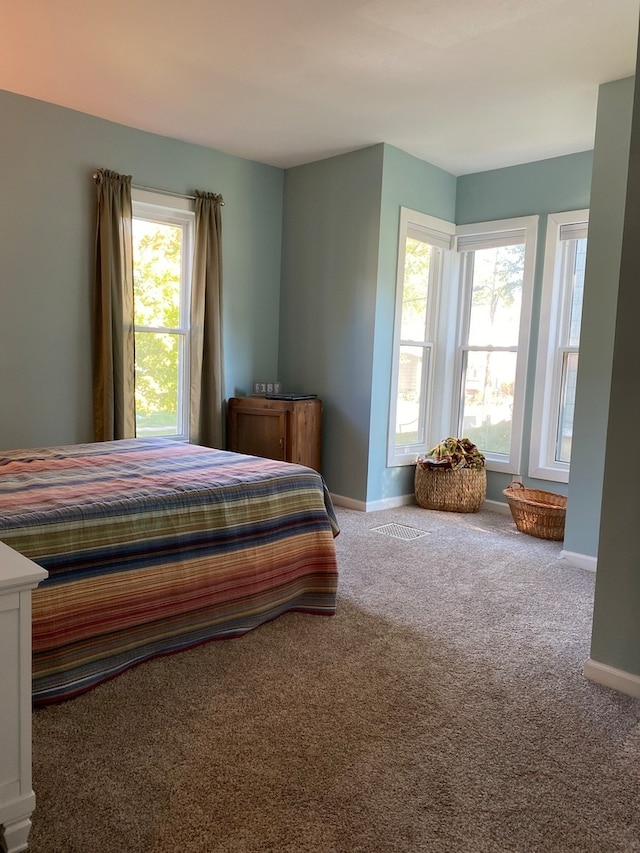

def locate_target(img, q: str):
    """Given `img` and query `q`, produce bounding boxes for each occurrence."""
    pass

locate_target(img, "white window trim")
[132,189,195,442]
[453,215,539,476]
[529,209,589,483]
[387,208,455,467]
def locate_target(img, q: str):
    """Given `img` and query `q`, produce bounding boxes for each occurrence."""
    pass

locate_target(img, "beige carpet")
[30,505,640,853]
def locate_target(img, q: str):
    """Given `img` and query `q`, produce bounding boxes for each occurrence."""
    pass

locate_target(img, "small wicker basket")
[415,466,486,513]
[503,482,567,540]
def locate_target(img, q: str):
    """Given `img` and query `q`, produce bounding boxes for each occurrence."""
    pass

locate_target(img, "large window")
[529,210,588,482]
[132,190,194,440]
[389,212,537,474]
[388,209,454,467]
[454,218,537,474]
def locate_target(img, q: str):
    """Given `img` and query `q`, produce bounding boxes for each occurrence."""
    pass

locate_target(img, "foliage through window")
[455,219,537,474]
[457,245,524,456]
[132,191,194,440]
[388,209,454,467]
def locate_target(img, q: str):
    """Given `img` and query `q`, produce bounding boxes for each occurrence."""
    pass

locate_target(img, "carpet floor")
[29,504,640,852]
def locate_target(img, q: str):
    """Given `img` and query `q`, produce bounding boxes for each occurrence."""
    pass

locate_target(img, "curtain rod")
[92,173,224,205]
[133,183,194,200]
[132,182,225,205]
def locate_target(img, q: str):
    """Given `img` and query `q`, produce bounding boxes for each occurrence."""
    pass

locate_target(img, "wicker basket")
[503,482,567,540]
[415,466,486,513]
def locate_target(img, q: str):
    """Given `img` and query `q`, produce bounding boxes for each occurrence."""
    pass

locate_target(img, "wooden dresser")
[227,396,322,472]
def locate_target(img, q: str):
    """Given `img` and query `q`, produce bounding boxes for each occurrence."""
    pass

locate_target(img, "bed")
[0,438,339,706]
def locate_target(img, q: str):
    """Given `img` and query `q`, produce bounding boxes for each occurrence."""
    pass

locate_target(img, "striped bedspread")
[0,438,339,706]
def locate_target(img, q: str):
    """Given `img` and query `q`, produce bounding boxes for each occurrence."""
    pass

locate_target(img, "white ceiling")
[1,0,638,175]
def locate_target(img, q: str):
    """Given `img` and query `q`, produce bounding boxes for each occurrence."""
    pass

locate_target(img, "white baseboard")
[331,495,508,513]
[484,499,511,515]
[330,493,416,512]
[331,495,513,514]
[583,658,640,699]
[331,492,511,515]
[364,494,417,512]
[561,550,597,572]
[329,493,367,511]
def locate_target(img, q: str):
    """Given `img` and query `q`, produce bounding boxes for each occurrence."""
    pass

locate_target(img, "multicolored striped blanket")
[0,438,339,706]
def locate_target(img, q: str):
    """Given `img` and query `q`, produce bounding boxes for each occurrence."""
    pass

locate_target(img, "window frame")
[529,209,589,483]
[453,216,538,475]
[131,189,195,442]
[387,207,455,468]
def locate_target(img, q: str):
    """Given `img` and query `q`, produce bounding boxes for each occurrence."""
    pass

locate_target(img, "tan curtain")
[190,191,224,447]
[92,169,136,442]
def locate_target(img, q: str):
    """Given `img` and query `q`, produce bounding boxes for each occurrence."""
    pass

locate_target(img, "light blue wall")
[455,152,593,505]
[0,89,283,450]
[279,143,456,504]
[590,71,640,678]
[565,77,635,560]
[455,153,593,225]
[369,145,457,503]
[279,146,385,500]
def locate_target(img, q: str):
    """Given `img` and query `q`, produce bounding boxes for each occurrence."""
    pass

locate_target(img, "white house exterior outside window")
[529,209,588,483]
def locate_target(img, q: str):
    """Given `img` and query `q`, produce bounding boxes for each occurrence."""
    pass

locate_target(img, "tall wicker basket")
[414,466,486,513]
[503,482,566,540]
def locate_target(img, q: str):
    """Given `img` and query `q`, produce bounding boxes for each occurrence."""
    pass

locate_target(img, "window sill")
[528,464,569,484]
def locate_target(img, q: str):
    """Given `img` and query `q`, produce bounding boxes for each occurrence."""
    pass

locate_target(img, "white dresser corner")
[0,542,47,853]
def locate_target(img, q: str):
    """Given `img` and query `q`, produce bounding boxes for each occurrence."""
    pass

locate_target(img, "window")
[388,208,455,467]
[529,210,588,482]
[454,217,538,474]
[132,190,194,440]
[388,212,537,476]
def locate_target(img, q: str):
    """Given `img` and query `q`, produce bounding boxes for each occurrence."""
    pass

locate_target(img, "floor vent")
[371,523,431,541]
